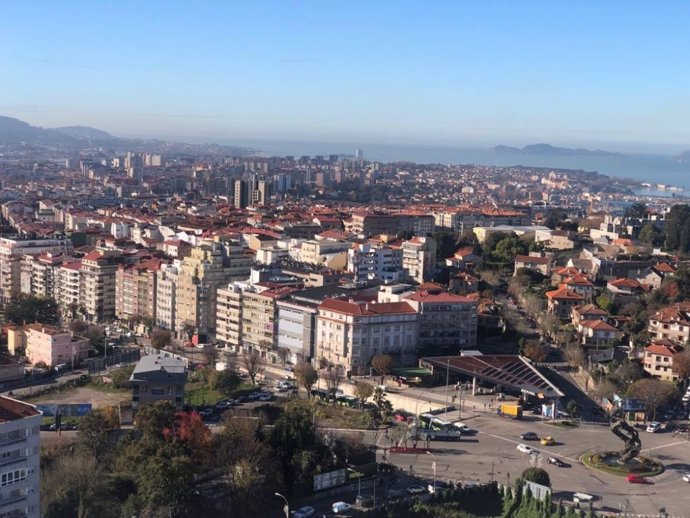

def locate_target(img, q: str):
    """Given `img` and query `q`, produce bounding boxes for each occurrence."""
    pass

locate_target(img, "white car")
[332,501,351,514]
[293,505,315,518]
[453,422,471,433]
[646,422,661,433]
[517,443,535,454]
[683,474,690,483]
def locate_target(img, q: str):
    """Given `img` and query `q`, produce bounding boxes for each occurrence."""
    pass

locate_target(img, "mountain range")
[0,115,252,156]
[492,143,622,157]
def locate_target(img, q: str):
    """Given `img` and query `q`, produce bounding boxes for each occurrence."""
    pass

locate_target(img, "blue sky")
[2,1,690,151]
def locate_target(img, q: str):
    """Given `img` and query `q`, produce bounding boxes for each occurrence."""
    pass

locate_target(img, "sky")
[2,1,690,152]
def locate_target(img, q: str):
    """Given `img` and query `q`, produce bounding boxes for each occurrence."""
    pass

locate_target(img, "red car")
[627,474,653,484]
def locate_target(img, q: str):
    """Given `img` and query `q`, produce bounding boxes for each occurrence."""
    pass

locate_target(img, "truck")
[497,403,523,419]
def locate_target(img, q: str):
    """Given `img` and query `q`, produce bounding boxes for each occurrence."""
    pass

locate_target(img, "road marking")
[640,440,688,453]
[478,431,580,463]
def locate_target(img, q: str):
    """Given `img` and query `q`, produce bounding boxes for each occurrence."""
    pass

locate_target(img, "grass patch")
[547,420,579,428]
[582,452,664,477]
[283,398,373,429]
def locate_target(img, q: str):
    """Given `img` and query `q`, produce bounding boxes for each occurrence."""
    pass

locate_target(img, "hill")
[54,125,114,140]
[493,143,621,157]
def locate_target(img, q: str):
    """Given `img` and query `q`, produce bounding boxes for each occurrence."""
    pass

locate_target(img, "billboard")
[314,468,347,492]
[36,403,93,417]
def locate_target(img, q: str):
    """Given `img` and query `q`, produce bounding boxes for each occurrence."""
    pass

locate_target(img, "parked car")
[520,432,539,441]
[682,474,690,483]
[517,443,535,454]
[293,505,315,518]
[257,394,273,401]
[547,457,566,467]
[428,481,450,494]
[331,501,351,514]
[627,474,653,484]
[646,422,662,433]
[453,422,471,433]
[407,485,426,495]
[540,436,555,446]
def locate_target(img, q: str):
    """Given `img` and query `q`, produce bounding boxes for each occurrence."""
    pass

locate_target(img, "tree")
[211,369,242,395]
[5,294,59,326]
[673,349,690,383]
[372,386,393,424]
[624,202,647,220]
[523,341,548,362]
[354,382,374,409]
[324,364,343,404]
[243,350,265,386]
[627,378,676,420]
[566,400,579,418]
[665,205,690,252]
[294,362,318,397]
[595,293,614,313]
[69,319,89,335]
[564,343,585,369]
[78,409,116,460]
[371,354,395,384]
[638,223,663,247]
[521,467,551,487]
[150,329,172,350]
[276,346,290,366]
[540,312,562,340]
[83,326,106,351]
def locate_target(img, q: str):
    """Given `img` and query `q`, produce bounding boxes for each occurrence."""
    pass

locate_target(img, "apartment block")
[240,287,296,360]
[155,263,178,330]
[0,237,74,302]
[215,284,243,352]
[80,249,122,323]
[316,299,418,376]
[0,397,41,518]
[347,242,403,282]
[401,236,436,284]
[115,259,162,324]
[7,324,90,368]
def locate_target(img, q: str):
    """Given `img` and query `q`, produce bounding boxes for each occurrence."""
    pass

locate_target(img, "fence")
[84,348,141,374]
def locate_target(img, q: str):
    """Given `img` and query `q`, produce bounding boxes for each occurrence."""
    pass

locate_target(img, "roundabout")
[582,451,664,477]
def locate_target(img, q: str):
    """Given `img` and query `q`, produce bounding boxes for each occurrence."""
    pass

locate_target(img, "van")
[573,493,594,504]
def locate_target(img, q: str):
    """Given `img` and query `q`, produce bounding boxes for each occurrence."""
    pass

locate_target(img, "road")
[348,413,690,517]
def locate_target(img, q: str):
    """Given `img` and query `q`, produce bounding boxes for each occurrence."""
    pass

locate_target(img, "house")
[606,278,647,303]
[643,341,683,382]
[130,354,186,411]
[562,274,596,299]
[545,285,585,319]
[6,324,91,368]
[648,302,690,344]
[577,319,622,347]
[571,304,609,326]
[449,271,480,294]
[445,247,482,269]
[514,254,552,277]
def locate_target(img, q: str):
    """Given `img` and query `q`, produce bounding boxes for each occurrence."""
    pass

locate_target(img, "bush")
[521,467,551,487]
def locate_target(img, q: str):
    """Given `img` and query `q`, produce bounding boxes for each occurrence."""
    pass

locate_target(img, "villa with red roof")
[577,319,622,346]
[643,340,684,381]
[545,284,585,319]
[648,302,690,344]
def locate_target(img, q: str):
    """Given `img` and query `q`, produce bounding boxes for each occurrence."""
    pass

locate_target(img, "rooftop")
[0,397,40,423]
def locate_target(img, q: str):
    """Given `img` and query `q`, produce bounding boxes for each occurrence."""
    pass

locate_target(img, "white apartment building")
[19,253,67,299]
[316,299,418,376]
[0,237,74,303]
[155,263,179,330]
[276,297,318,364]
[401,236,436,284]
[215,284,243,352]
[56,261,82,317]
[347,242,403,283]
[80,250,121,323]
[0,396,41,518]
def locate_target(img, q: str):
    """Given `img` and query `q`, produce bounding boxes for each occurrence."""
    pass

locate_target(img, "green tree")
[110,365,135,389]
[371,354,395,384]
[353,381,374,408]
[211,369,242,395]
[372,386,393,424]
[521,467,551,487]
[624,202,647,220]
[638,223,663,247]
[595,293,613,313]
[294,362,318,397]
[78,409,116,461]
[5,294,59,325]
[243,350,265,386]
[566,400,579,418]
[627,378,676,420]
[150,328,172,349]
[665,205,690,252]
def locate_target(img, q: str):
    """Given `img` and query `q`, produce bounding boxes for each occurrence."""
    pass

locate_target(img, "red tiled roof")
[407,290,475,303]
[645,342,683,356]
[608,278,641,288]
[579,319,618,332]
[545,285,584,301]
[656,262,676,273]
[0,397,40,423]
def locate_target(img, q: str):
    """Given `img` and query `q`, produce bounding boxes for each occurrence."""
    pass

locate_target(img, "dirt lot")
[34,386,130,408]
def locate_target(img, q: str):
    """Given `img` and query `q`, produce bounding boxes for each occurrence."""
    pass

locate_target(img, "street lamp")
[274,492,289,518]
[427,451,437,493]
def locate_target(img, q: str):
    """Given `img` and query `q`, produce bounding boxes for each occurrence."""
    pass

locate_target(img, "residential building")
[643,341,683,382]
[80,249,122,323]
[240,286,296,360]
[571,304,609,327]
[0,396,41,518]
[7,323,90,368]
[215,284,243,352]
[174,242,252,339]
[648,302,690,344]
[276,296,318,364]
[130,354,186,411]
[299,239,350,268]
[0,237,74,302]
[56,261,82,317]
[347,242,403,282]
[577,319,622,347]
[155,263,178,330]
[315,299,418,375]
[405,289,478,355]
[514,253,552,276]
[401,236,436,284]
[444,247,482,269]
[19,253,67,299]
[545,285,585,319]
[606,278,647,303]
[115,259,162,324]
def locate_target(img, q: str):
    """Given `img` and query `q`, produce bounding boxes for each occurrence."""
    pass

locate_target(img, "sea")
[230,139,690,193]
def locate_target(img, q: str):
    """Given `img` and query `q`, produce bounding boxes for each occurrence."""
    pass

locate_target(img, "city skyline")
[3,2,690,151]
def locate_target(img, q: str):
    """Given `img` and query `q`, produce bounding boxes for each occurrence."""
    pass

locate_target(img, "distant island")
[492,143,622,157]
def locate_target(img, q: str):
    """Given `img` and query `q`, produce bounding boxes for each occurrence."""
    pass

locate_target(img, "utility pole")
[427,451,437,493]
